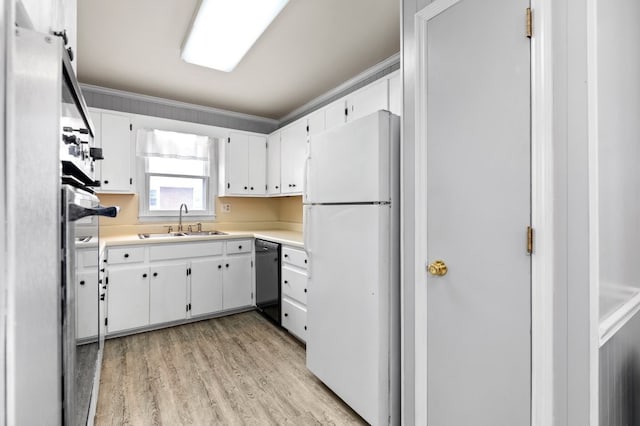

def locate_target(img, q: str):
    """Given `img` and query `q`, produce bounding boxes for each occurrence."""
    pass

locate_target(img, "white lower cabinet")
[190,258,223,316]
[149,262,188,324]
[222,254,253,310]
[281,246,308,342]
[105,239,254,335]
[76,269,99,339]
[107,265,150,333]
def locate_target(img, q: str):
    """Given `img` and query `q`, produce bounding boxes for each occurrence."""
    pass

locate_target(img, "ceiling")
[77,0,400,120]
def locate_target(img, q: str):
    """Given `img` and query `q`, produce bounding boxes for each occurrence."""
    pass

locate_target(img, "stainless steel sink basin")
[137,230,227,239]
[184,230,227,236]
[138,232,186,239]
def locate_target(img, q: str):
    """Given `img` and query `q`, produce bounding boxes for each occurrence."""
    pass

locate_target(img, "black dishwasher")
[255,239,281,325]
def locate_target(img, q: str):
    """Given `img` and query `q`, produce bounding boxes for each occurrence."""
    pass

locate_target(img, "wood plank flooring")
[95,311,367,425]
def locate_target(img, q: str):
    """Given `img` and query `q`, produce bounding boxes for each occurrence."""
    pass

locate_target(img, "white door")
[190,258,223,316]
[248,135,267,195]
[149,262,187,324]
[305,204,397,425]
[100,112,132,192]
[346,78,389,122]
[266,132,281,194]
[415,0,531,425]
[226,132,249,194]
[306,110,399,204]
[222,256,253,310]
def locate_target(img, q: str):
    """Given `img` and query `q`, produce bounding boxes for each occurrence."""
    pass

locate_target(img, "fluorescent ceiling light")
[181,0,289,72]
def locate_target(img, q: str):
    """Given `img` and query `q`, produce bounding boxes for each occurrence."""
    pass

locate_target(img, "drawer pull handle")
[143,273,147,278]
[124,253,129,258]
[80,280,85,285]
[153,272,158,277]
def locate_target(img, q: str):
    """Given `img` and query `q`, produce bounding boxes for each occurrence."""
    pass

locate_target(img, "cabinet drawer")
[282,267,307,305]
[108,246,145,264]
[282,246,307,269]
[149,241,223,261]
[282,298,307,342]
[77,248,99,269]
[225,239,252,255]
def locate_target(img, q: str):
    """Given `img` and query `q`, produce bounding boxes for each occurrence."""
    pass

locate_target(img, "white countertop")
[100,229,304,251]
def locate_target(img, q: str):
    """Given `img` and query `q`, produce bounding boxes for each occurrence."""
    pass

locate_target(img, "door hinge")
[105,318,108,326]
[186,304,189,312]
[306,125,309,133]
[526,8,533,38]
[251,292,254,300]
[189,303,191,311]
[344,107,348,117]
[129,177,133,185]
[251,260,254,267]
[227,137,230,143]
[227,182,230,189]
[106,276,109,284]
[129,123,132,131]
[527,226,534,254]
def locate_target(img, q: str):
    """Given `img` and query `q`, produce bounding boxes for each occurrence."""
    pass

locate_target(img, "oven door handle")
[69,204,119,221]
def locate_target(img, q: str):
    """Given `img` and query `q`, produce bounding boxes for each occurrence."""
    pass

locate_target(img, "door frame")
[412,0,554,424]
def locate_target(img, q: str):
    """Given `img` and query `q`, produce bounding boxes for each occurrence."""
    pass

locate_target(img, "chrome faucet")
[178,203,189,231]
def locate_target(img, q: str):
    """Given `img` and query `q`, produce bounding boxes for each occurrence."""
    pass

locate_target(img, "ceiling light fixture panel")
[181,0,289,72]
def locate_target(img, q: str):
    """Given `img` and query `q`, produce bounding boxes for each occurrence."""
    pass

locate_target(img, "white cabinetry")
[307,109,325,136]
[91,110,134,193]
[105,239,254,336]
[149,262,188,324]
[106,265,150,333]
[222,240,253,310]
[324,100,347,130]
[346,78,389,123]
[280,120,307,194]
[190,258,223,316]
[267,132,281,195]
[219,132,267,196]
[76,246,99,340]
[388,72,401,116]
[281,246,308,342]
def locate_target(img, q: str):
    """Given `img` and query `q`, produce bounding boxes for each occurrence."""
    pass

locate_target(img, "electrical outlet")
[222,203,231,213]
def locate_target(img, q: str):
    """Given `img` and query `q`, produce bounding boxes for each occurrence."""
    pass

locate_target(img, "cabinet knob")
[124,253,129,258]
[244,186,248,190]
[284,280,288,284]
[304,288,307,293]
[275,186,279,189]
[80,280,85,285]
[304,326,307,330]
[304,259,307,264]
[153,272,158,277]
[284,254,288,258]
[284,313,288,317]
[143,273,147,278]
[292,184,296,187]
[250,187,254,190]
[238,245,242,250]
[218,265,222,269]
[225,264,229,268]
[104,180,109,184]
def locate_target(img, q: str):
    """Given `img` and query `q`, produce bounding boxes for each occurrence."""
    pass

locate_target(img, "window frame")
[137,134,217,222]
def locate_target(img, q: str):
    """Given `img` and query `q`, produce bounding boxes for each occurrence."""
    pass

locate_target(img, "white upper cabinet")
[307,109,326,137]
[324,99,347,130]
[267,132,281,195]
[96,111,134,193]
[219,132,267,196]
[280,119,308,195]
[388,73,401,116]
[248,135,267,194]
[346,78,389,123]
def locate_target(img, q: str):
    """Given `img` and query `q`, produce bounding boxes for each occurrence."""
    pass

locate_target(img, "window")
[137,129,215,219]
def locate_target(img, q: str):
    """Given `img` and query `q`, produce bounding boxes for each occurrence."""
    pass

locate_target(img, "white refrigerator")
[303,110,400,426]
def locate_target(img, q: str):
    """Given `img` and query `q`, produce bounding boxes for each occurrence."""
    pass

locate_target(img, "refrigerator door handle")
[303,155,310,203]
[69,204,120,222]
[303,205,311,278]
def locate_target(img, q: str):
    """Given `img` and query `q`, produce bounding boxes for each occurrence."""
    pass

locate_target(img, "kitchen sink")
[138,230,227,239]
[138,232,186,239]
[183,230,227,236]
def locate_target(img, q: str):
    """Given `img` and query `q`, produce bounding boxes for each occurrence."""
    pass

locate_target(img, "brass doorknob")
[428,260,448,276]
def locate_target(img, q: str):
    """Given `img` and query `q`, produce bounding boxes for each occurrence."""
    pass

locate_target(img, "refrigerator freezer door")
[306,204,394,425]
[304,110,399,204]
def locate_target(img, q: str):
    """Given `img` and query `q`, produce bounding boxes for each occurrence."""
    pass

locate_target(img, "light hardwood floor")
[95,311,367,425]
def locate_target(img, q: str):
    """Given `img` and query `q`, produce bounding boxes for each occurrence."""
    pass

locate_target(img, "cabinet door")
[324,99,347,130]
[388,73,401,116]
[307,109,326,136]
[222,255,253,310]
[190,258,223,316]
[149,262,188,324]
[100,112,132,192]
[107,265,149,333]
[76,270,99,339]
[248,135,267,195]
[226,132,249,194]
[280,120,307,194]
[346,78,389,122]
[267,132,281,195]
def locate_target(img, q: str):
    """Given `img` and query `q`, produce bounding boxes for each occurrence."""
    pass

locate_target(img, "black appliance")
[255,239,281,324]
